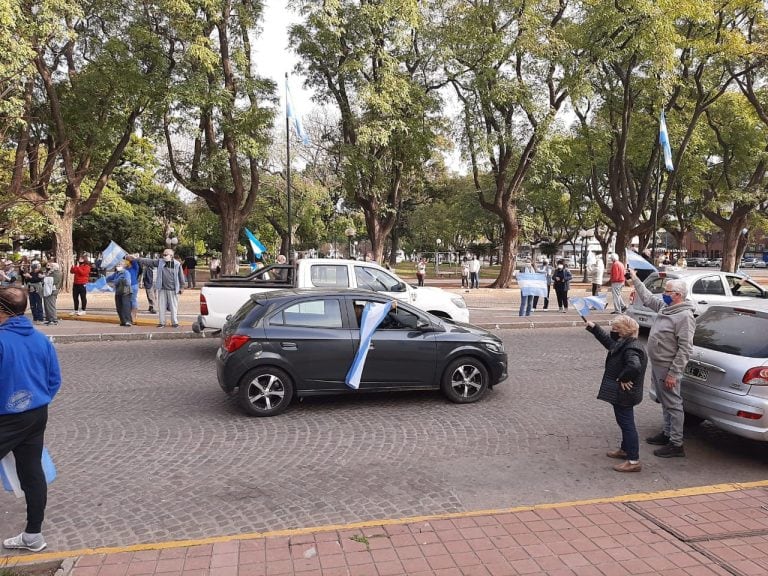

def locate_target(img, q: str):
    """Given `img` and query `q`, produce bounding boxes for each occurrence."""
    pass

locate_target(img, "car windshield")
[693,308,768,358]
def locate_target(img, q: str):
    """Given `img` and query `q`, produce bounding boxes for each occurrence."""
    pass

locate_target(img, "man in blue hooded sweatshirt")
[0,286,62,552]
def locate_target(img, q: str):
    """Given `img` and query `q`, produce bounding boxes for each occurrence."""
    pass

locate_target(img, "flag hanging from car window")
[346,301,393,389]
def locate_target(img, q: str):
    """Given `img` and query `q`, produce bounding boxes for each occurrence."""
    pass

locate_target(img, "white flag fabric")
[100,241,127,271]
[517,273,548,297]
[286,79,309,145]
[1,448,57,498]
[345,301,393,390]
[569,294,608,317]
[659,111,674,171]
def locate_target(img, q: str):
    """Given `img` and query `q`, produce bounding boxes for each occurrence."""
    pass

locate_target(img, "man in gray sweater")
[629,270,695,457]
[128,250,185,328]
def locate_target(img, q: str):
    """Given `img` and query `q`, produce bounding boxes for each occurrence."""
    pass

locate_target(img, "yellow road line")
[6,478,768,565]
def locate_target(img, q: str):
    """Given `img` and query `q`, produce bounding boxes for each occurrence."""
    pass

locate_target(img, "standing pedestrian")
[0,286,62,553]
[142,263,156,313]
[70,254,91,316]
[416,258,426,287]
[468,255,480,289]
[23,261,45,323]
[589,253,605,296]
[460,258,469,288]
[42,263,62,325]
[184,253,197,288]
[552,259,572,312]
[209,255,221,280]
[126,257,141,324]
[533,258,553,310]
[629,270,695,458]
[585,315,648,472]
[128,249,185,328]
[516,258,535,317]
[0,260,18,286]
[608,253,626,313]
[106,262,133,326]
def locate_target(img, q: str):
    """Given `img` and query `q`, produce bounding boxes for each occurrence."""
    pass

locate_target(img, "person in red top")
[69,254,91,316]
[609,253,627,314]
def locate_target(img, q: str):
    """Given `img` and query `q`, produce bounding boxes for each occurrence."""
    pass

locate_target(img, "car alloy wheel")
[441,356,489,404]
[238,367,294,417]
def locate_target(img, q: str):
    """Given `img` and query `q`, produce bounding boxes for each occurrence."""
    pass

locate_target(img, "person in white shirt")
[468,256,481,289]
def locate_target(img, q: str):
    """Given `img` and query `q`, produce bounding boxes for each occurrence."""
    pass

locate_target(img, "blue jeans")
[613,404,639,460]
[519,294,533,316]
[29,291,44,321]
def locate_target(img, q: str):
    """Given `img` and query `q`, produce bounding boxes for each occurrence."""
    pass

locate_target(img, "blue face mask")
[662,294,673,305]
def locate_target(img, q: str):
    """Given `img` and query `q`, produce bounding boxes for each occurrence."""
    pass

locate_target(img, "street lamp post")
[579,229,593,283]
[344,227,355,259]
[435,238,442,273]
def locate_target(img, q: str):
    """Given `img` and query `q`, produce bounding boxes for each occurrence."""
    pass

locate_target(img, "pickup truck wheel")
[238,367,294,417]
[441,357,489,404]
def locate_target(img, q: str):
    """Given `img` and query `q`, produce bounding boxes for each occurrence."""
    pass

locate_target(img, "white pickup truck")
[192,258,469,333]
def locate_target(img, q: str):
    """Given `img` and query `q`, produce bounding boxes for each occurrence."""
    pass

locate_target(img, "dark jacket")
[587,324,647,407]
[552,267,572,291]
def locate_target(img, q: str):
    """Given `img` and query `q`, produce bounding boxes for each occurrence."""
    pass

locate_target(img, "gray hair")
[665,279,688,298]
[609,253,620,262]
[611,315,640,339]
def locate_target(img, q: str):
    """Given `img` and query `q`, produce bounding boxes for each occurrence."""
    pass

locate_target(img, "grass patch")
[0,560,61,576]
[349,534,369,547]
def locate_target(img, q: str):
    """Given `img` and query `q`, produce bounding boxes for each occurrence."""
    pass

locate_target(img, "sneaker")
[156,324,164,328]
[613,461,642,473]
[76,310,86,316]
[148,307,156,313]
[606,449,628,459]
[646,431,670,445]
[654,444,685,458]
[171,324,179,328]
[3,532,47,552]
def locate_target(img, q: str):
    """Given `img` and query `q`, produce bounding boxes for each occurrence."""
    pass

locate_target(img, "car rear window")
[644,276,666,294]
[310,265,349,288]
[228,297,264,328]
[694,308,768,358]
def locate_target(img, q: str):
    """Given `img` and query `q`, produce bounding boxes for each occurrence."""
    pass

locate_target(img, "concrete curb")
[475,320,592,330]
[47,331,211,344]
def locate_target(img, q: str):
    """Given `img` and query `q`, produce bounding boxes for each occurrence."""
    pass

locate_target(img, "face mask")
[610,331,621,341]
[163,255,172,262]
[557,265,563,270]
[662,294,673,305]
[116,266,124,272]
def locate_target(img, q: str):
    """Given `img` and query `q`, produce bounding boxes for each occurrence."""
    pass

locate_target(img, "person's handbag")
[115,276,132,295]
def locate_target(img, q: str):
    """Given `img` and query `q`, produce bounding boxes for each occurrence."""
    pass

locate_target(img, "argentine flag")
[517,273,548,297]
[2,448,56,498]
[659,110,674,172]
[346,301,393,389]
[100,240,127,271]
[625,249,657,272]
[244,228,267,257]
[569,294,608,317]
[286,78,309,145]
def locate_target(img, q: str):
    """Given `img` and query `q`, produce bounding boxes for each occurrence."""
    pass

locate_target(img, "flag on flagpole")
[286,78,309,145]
[244,228,267,257]
[569,294,608,317]
[100,240,127,271]
[659,110,674,172]
[625,249,657,272]
[346,301,393,389]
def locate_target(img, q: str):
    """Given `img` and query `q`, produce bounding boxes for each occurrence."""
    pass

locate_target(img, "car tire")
[238,366,294,417]
[441,356,489,404]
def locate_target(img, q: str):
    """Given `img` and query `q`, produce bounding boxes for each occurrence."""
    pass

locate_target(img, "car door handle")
[281,342,298,350]
[697,300,708,304]
[368,343,375,350]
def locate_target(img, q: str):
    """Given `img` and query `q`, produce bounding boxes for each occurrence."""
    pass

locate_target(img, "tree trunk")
[721,220,747,272]
[489,206,519,288]
[219,209,242,275]
[614,228,633,264]
[54,219,75,293]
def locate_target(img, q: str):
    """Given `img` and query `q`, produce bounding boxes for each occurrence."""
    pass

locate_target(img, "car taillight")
[200,293,208,315]
[737,410,762,420]
[223,334,249,353]
[742,367,768,386]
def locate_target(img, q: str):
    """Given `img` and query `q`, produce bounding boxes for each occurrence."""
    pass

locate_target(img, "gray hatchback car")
[650,301,768,441]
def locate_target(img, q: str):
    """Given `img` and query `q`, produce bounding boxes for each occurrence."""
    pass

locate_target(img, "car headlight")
[451,297,467,309]
[482,339,503,353]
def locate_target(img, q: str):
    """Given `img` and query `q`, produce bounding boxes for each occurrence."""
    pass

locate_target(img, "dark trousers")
[72,284,87,311]
[533,285,551,309]
[555,286,568,309]
[0,405,48,533]
[115,293,132,325]
[613,404,639,461]
[417,273,424,287]
[470,272,479,288]
[29,291,44,321]
[591,283,600,296]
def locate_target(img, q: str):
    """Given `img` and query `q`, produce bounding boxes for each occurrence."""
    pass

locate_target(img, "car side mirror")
[396,282,408,292]
[416,318,431,331]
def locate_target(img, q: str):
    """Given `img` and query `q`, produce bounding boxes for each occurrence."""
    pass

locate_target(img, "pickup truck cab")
[193,258,469,333]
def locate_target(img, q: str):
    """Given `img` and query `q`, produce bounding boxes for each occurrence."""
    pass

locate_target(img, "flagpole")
[285,72,293,263]
[652,124,661,262]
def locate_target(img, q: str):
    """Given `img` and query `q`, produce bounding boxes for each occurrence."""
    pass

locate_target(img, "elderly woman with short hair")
[585,315,648,472]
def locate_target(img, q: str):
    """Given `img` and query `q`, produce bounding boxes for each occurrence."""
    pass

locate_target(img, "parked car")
[705,258,722,267]
[686,257,708,267]
[649,301,768,441]
[626,270,768,329]
[741,257,759,268]
[755,260,767,269]
[216,289,508,416]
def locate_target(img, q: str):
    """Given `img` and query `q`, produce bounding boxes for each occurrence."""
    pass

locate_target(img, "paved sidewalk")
[8,481,768,575]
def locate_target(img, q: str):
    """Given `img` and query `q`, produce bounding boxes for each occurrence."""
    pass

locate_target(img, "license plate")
[685,364,708,381]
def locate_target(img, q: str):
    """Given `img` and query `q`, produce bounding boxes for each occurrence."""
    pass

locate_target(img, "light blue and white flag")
[286,78,309,145]
[85,275,114,293]
[626,249,657,272]
[100,240,126,271]
[346,301,393,390]
[569,294,608,317]
[1,447,56,498]
[244,228,267,257]
[517,273,548,297]
[659,110,674,172]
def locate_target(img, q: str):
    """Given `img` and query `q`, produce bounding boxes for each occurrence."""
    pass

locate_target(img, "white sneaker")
[77,310,86,316]
[3,532,47,552]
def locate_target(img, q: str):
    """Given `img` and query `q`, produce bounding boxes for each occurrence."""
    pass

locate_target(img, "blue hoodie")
[0,316,61,415]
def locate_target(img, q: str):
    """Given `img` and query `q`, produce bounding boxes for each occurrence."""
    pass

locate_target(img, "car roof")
[706,300,768,315]
[250,288,397,302]
[646,269,747,280]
